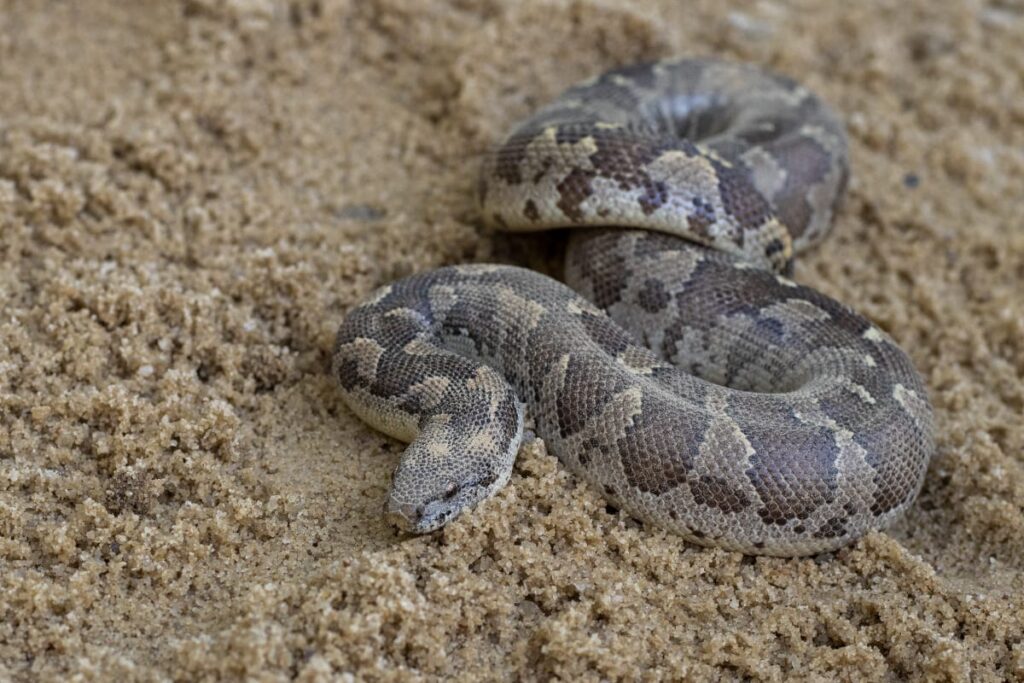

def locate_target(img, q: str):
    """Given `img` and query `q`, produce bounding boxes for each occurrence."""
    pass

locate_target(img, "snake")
[333,58,935,556]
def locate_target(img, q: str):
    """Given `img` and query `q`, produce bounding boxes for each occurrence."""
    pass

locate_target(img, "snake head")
[385,467,501,534]
[384,411,521,534]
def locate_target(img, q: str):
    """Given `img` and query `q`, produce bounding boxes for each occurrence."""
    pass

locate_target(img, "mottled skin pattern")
[334,58,935,556]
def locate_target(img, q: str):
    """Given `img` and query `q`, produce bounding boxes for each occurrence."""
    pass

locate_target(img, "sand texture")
[1,0,1023,680]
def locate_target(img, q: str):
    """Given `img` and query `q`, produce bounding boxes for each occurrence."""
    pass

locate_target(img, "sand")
[1,0,1022,680]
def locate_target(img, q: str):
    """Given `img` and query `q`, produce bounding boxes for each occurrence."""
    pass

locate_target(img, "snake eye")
[443,484,459,500]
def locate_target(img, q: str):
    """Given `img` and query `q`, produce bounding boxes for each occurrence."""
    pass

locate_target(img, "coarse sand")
[1,0,1023,680]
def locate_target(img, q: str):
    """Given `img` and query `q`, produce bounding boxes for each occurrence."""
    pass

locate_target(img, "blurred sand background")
[1,0,1022,680]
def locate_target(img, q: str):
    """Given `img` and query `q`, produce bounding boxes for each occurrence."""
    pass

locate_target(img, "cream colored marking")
[863,354,877,367]
[765,298,832,323]
[893,384,934,439]
[831,427,870,469]
[383,307,422,321]
[453,264,507,275]
[598,386,644,441]
[427,440,452,459]
[336,337,385,382]
[863,326,884,342]
[694,145,733,168]
[567,298,603,317]
[647,148,707,170]
[426,284,459,316]
[572,135,597,152]
[551,353,572,391]
[847,382,876,405]
[467,429,499,454]
[466,365,502,393]
[695,395,757,477]
[365,284,393,306]
[402,338,445,356]
[477,369,510,420]
[775,275,800,288]
[617,346,664,375]
[406,376,452,410]
[496,286,547,330]
[893,383,928,414]
[742,146,787,200]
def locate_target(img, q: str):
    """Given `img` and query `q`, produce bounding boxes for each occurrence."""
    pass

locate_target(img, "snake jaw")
[386,473,499,534]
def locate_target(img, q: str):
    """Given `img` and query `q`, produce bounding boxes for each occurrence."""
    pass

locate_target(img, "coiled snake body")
[334,58,934,556]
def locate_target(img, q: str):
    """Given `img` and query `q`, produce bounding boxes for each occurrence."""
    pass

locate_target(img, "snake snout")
[385,499,415,532]
[386,472,501,534]
[384,499,422,533]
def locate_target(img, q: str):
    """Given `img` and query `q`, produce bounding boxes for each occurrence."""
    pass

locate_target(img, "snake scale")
[334,58,935,556]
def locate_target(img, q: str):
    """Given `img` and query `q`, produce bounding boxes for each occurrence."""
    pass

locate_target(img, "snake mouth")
[386,473,499,534]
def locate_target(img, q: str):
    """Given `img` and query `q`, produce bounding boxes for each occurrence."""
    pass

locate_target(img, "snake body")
[334,58,934,556]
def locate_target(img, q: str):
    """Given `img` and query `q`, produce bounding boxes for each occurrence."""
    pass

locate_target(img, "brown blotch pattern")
[337,59,933,558]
